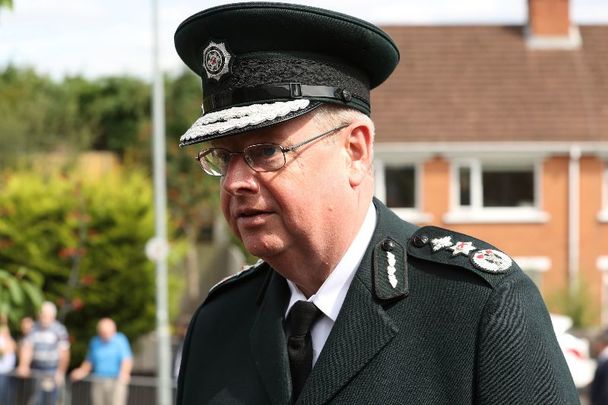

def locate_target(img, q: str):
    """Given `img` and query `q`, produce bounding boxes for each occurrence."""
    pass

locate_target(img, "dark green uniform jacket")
[177,199,579,405]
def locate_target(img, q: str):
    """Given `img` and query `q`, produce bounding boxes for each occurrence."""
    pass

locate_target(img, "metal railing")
[2,372,177,405]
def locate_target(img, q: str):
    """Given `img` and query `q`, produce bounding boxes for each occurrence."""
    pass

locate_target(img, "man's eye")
[260,145,278,157]
[249,145,278,159]
[213,150,231,163]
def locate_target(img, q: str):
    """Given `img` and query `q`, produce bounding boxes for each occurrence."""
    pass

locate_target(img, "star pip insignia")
[448,241,477,256]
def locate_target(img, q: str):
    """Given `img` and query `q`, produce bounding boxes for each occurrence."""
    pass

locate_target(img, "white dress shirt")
[285,202,377,365]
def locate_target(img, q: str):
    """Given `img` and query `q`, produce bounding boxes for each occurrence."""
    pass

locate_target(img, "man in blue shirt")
[70,318,132,405]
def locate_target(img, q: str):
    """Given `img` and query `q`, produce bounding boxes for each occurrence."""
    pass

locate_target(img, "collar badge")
[203,41,232,81]
[386,251,398,288]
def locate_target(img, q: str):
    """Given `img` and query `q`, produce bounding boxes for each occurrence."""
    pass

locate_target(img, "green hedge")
[0,169,157,365]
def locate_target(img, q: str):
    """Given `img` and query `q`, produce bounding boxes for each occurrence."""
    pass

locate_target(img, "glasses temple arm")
[283,124,349,152]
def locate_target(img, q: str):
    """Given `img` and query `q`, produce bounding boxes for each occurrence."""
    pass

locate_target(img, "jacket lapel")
[297,200,414,404]
[250,271,292,405]
[299,275,398,404]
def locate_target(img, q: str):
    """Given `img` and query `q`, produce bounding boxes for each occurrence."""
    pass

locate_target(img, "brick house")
[371,0,608,324]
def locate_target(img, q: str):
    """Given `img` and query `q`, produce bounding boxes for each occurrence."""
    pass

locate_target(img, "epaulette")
[207,259,265,298]
[406,226,519,287]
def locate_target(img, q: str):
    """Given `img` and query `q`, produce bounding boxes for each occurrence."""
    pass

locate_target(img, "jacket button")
[341,89,352,102]
[336,88,352,102]
[381,239,395,252]
[412,234,429,248]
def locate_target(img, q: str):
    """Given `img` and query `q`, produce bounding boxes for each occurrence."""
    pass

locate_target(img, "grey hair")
[311,104,375,143]
[311,104,375,175]
[40,301,57,317]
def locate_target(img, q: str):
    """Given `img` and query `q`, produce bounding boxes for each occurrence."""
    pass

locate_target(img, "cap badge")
[470,249,512,274]
[430,236,453,252]
[448,241,476,256]
[203,41,232,81]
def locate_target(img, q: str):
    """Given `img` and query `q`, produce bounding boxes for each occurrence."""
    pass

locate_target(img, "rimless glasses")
[195,124,349,177]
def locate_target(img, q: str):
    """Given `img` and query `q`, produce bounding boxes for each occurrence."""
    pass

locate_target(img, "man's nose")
[221,154,259,195]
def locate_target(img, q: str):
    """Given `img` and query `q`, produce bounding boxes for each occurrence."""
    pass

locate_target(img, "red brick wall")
[420,157,568,295]
[417,155,607,323]
[580,157,607,321]
[528,0,570,36]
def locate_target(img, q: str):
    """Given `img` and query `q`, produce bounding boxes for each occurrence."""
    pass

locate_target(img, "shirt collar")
[286,202,377,321]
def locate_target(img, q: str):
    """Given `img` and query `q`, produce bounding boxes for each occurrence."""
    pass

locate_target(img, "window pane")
[482,167,534,207]
[459,166,471,207]
[385,166,415,208]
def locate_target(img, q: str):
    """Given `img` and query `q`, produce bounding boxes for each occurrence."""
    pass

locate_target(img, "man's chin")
[241,236,284,259]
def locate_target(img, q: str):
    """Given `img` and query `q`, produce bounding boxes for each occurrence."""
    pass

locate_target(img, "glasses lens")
[245,144,286,172]
[198,149,231,176]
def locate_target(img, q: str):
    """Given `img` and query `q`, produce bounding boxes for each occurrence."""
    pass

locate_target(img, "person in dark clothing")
[591,329,608,405]
[173,3,580,404]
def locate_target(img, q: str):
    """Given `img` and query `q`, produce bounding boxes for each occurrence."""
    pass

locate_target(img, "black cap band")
[203,83,370,116]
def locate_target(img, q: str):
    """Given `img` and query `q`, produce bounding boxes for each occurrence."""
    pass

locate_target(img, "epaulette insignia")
[470,249,512,274]
[430,236,453,251]
[208,259,264,295]
[372,238,408,300]
[408,226,515,276]
[448,241,477,257]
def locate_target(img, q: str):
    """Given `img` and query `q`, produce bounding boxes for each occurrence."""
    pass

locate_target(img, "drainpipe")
[568,145,581,294]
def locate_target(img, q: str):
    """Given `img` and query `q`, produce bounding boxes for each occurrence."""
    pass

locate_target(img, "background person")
[591,329,608,405]
[18,316,34,352]
[0,318,16,404]
[70,317,132,405]
[16,301,70,405]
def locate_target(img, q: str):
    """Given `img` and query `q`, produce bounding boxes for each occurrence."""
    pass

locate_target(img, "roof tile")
[372,26,608,142]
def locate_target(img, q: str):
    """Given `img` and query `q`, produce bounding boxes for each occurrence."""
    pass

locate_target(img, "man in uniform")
[174,3,579,404]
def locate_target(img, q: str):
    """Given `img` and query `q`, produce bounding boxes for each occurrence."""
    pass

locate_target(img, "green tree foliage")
[164,70,219,240]
[0,66,91,163]
[547,277,597,329]
[68,76,150,155]
[0,267,44,326]
[0,0,13,10]
[0,67,150,165]
[0,65,222,336]
[0,169,156,363]
[0,66,218,243]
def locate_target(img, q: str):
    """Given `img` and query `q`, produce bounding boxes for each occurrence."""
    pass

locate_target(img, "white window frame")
[444,158,549,224]
[598,256,608,326]
[598,162,608,223]
[375,159,432,223]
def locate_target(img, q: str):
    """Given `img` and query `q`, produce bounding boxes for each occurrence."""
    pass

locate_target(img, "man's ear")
[344,123,373,187]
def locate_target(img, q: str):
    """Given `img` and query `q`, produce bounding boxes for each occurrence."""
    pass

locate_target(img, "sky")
[1,0,607,81]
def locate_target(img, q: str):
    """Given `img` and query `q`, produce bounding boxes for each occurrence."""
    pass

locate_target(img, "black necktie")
[285,300,322,402]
